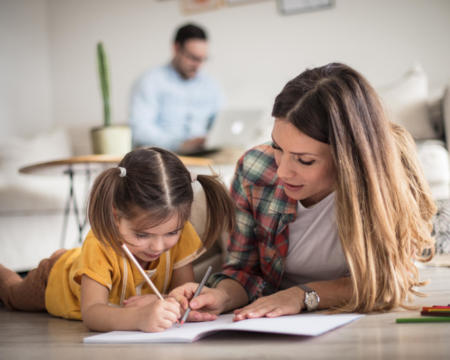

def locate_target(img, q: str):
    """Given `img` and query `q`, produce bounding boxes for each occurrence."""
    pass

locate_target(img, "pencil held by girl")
[0,147,235,332]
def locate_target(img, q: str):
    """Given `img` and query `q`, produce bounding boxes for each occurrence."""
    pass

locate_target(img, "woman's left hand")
[233,287,304,321]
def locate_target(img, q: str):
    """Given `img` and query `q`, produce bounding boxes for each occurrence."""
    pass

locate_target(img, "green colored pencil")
[396,317,450,323]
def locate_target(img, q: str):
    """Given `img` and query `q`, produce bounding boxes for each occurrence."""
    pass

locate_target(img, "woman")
[171,63,436,321]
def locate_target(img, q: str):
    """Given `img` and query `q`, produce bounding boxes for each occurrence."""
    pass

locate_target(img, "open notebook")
[83,313,363,343]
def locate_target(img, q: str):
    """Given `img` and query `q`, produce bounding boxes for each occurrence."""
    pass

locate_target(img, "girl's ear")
[112,207,119,222]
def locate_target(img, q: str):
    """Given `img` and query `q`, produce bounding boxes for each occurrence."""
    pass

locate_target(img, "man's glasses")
[180,47,208,64]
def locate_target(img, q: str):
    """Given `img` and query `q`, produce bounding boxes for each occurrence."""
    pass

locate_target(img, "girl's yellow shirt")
[45,221,204,320]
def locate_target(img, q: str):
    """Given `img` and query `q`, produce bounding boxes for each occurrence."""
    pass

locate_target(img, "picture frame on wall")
[180,0,224,14]
[277,0,335,15]
[225,0,270,7]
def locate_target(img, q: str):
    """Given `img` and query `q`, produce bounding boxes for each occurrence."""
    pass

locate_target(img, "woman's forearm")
[216,278,249,313]
[305,276,353,310]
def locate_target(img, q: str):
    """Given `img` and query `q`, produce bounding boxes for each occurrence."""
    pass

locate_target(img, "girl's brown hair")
[272,63,436,312]
[88,147,235,253]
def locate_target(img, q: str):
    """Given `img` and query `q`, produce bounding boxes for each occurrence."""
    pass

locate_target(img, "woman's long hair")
[272,63,436,312]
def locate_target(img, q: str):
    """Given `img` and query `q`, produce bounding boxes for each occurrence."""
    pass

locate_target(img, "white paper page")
[84,313,363,344]
[224,313,363,336]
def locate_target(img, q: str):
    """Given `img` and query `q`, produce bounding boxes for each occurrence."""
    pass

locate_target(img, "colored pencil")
[423,306,450,310]
[179,265,212,325]
[396,317,450,323]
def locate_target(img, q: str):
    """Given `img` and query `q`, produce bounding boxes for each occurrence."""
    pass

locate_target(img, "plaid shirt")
[209,143,297,301]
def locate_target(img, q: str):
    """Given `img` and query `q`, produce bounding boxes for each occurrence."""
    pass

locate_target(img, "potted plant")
[91,42,131,156]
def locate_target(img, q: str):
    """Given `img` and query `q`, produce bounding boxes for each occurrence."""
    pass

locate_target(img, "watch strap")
[298,284,314,293]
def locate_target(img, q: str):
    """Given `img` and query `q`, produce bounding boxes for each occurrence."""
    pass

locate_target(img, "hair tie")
[190,172,197,183]
[118,166,126,177]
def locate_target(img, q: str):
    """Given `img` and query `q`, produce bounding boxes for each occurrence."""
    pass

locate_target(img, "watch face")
[305,291,319,311]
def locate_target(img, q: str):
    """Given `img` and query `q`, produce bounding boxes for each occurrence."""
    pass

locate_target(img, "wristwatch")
[297,284,320,312]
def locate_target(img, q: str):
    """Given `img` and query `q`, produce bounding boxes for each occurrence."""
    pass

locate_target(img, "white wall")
[1,0,450,152]
[0,0,52,142]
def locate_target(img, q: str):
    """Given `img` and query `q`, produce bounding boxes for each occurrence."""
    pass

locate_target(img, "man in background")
[129,23,224,154]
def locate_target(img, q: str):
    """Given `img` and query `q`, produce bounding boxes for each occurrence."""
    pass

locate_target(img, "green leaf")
[97,42,111,127]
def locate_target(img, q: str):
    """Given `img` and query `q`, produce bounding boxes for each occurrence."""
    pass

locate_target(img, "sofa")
[1,64,449,275]
[0,127,236,281]
[378,64,450,253]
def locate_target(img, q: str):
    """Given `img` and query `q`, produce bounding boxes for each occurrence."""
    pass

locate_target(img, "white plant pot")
[91,125,132,156]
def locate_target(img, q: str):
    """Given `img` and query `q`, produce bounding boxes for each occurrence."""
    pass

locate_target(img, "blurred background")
[1,0,449,150]
[1,0,450,272]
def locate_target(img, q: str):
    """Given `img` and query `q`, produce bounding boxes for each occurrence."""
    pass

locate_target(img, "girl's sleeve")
[72,233,117,291]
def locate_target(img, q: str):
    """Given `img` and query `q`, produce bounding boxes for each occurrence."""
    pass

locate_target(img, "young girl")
[0,147,234,332]
[172,63,436,321]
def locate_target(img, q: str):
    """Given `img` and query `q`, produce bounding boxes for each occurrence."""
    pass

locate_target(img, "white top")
[281,192,349,289]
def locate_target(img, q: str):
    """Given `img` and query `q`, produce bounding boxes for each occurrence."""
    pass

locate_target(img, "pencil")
[179,265,213,325]
[121,243,164,301]
[396,317,450,323]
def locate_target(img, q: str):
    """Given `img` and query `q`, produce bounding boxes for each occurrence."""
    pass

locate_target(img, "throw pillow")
[0,128,73,212]
[380,64,436,140]
[443,85,450,155]
[416,140,449,201]
[0,128,72,176]
[434,199,450,254]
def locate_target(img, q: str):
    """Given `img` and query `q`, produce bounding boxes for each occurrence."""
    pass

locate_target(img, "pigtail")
[196,174,235,249]
[87,167,123,252]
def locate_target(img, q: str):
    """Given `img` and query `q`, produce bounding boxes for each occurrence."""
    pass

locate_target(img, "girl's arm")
[169,263,195,290]
[80,275,181,332]
[233,276,353,320]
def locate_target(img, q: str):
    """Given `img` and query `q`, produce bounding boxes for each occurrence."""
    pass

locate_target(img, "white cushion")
[0,128,73,212]
[417,140,449,200]
[0,128,72,177]
[380,64,436,140]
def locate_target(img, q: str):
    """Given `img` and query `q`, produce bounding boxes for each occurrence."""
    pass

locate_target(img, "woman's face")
[117,212,182,268]
[271,118,336,207]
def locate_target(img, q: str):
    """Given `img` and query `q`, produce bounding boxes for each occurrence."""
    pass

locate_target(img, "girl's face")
[117,213,182,268]
[271,118,336,207]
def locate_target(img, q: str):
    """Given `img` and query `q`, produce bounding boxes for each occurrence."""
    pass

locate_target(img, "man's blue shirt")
[129,63,224,151]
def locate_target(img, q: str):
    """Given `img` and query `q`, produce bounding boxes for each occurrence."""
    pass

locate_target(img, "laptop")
[180,108,266,156]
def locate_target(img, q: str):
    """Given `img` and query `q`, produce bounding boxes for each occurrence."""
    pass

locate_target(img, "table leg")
[60,167,74,248]
[60,166,91,247]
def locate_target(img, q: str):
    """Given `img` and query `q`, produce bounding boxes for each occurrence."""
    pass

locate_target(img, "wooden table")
[19,154,214,246]
[0,264,449,359]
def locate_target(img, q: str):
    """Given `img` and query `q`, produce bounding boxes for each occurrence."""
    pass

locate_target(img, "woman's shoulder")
[236,143,278,186]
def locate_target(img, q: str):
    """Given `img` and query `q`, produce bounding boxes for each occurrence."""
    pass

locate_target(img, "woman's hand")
[233,287,303,321]
[123,294,158,308]
[169,282,227,322]
[137,297,181,332]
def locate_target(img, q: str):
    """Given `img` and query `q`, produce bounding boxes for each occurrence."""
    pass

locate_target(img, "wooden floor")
[0,265,449,360]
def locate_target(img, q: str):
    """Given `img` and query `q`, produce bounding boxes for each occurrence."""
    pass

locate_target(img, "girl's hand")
[233,287,303,321]
[138,297,181,332]
[169,283,224,322]
[123,294,158,308]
